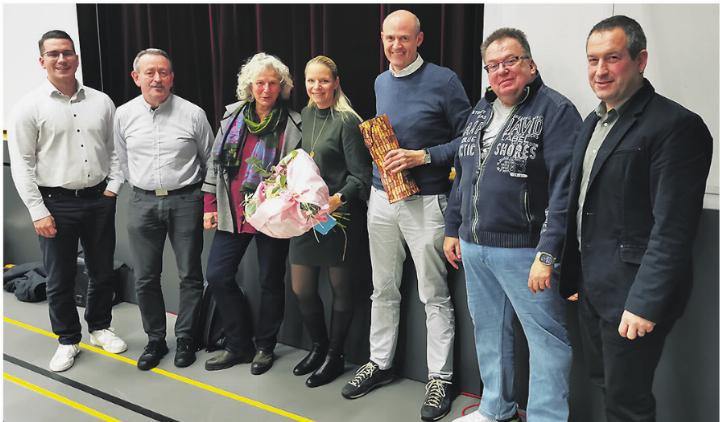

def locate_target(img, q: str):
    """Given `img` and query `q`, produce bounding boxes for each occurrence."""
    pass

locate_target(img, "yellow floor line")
[4,372,121,422]
[4,316,314,422]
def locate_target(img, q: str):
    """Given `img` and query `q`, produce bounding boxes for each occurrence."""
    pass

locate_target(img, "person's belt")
[39,181,108,199]
[133,181,202,197]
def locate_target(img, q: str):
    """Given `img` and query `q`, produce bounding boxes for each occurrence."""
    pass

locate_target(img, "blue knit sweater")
[373,62,471,195]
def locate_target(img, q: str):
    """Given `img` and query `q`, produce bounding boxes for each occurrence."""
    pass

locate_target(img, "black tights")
[291,265,354,353]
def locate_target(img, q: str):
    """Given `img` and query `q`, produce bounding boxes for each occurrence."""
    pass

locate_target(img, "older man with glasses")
[444,27,581,422]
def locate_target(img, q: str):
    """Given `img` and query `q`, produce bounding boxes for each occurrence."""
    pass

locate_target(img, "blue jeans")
[460,240,571,422]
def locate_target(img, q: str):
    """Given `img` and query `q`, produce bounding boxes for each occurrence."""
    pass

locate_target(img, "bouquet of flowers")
[244,149,332,239]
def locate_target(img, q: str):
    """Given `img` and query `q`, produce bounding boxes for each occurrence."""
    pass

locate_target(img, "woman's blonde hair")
[304,55,362,122]
[236,52,294,103]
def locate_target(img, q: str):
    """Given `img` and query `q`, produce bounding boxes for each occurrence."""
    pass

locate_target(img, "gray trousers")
[127,186,204,342]
[367,187,455,380]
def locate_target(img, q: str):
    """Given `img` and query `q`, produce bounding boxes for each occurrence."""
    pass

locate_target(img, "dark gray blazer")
[559,80,713,324]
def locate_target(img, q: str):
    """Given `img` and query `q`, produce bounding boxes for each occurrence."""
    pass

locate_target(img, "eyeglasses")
[484,55,529,73]
[42,50,76,59]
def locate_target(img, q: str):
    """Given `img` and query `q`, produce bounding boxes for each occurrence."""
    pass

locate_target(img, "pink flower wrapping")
[245,149,330,238]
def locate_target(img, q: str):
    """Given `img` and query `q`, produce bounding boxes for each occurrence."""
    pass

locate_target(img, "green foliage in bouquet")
[243,150,299,218]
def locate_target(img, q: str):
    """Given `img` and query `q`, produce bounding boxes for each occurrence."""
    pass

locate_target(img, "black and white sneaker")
[420,378,453,421]
[341,361,394,399]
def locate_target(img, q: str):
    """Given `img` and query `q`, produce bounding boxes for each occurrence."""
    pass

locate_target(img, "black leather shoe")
[137,340,169,371]
[174,337,196,368]
[306,352,345,388]
[204,349,254,371]
[293,342,327,376]
[251,350,274,375]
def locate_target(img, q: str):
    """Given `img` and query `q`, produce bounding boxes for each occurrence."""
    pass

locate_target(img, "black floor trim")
[4,353,179,422]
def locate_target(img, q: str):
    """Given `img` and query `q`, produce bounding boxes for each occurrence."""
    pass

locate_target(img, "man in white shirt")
[9,30,128,372]
[114,48,213,371]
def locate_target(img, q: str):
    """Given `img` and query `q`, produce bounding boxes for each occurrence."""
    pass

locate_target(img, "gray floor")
[3,292,481,422]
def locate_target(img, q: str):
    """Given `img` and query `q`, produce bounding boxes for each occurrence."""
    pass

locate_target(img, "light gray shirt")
[114,93,213,191]
[481,100,514,162]
[8,79,122,221]
[576,101,625,246]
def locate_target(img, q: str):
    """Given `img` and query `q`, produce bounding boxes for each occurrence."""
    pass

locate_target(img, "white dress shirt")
[389,54,424,78]
[114,94,213,191]
[8,79,122,221]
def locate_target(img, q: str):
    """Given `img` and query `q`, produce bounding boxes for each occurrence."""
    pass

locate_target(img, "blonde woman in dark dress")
[289,56,372,387]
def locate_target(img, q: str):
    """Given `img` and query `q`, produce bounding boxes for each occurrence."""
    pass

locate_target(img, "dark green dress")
[288,106,372,266]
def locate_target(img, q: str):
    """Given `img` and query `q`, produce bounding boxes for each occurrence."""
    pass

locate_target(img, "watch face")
[539,253,554,265]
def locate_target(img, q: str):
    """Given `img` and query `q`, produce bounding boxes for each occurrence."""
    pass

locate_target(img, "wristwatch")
[537,252,555,266]
[423,148,432,165]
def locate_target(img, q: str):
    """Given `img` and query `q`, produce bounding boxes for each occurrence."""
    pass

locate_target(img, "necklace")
[309,108,329,158]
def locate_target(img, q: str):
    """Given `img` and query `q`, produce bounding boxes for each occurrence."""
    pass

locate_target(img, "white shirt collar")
[390,54,424,78]
[44,78,83,99]
[142,93,173,111]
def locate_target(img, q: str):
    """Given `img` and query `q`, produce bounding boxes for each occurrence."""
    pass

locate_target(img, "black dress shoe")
[137,340,169,371]
[293,342,327,376]
[251,350,274,375]
[174,337,196,368]
[204,349,254,371]
[305,352,345,388]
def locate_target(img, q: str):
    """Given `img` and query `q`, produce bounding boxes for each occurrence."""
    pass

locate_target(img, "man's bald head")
[383,9,421,35]
[381,10,424,72]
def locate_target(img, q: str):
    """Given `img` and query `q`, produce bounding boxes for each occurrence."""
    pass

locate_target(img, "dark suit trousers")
[39,194,117,345]
[578,293,672,422]
[205,230,289,353]
[127,187,204,343]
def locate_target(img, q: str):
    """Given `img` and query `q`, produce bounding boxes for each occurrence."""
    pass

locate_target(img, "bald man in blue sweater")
[341,9,471,422]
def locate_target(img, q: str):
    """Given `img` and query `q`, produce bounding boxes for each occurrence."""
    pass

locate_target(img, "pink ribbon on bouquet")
[246,149,330,238]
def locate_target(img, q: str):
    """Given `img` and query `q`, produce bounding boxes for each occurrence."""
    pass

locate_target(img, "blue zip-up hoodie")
[445,75,581,258]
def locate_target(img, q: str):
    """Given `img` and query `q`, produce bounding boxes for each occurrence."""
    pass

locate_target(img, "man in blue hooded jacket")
[445,28,581,422]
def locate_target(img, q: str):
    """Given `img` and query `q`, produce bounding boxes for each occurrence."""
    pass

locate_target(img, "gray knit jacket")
[201,101,302,233]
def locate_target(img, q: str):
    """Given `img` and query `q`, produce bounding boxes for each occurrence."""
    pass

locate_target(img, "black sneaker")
[420,378,453,421]
[341,361,394,399]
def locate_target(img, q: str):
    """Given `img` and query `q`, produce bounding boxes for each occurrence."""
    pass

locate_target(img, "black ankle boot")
[293,342,328,376]
[305,351,345,388]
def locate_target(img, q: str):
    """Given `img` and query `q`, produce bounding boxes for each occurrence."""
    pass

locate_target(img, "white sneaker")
[89,328,128,353]
[49,344,80,372]
[453,410,496,422]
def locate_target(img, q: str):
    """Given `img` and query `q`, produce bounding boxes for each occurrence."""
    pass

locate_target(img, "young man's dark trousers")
[39,186,117,345]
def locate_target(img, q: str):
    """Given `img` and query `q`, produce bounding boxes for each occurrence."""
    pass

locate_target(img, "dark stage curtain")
[77,4,484,127]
